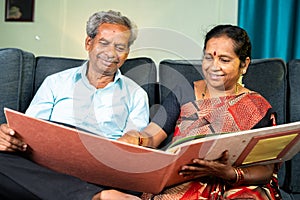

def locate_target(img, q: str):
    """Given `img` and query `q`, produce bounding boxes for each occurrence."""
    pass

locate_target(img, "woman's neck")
[194,80,246,100]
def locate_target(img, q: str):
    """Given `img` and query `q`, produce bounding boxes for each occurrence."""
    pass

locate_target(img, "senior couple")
[0,10,282,200]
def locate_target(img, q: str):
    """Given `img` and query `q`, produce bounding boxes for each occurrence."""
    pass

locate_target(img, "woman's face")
[202,35,243,93]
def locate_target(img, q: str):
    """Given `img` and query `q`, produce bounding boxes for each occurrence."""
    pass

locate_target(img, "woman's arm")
[179,150,275,185]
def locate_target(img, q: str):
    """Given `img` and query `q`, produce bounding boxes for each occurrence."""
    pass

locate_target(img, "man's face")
[85,23,131,76]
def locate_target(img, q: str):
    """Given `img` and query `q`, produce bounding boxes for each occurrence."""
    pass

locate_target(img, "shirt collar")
[76,61,123,87]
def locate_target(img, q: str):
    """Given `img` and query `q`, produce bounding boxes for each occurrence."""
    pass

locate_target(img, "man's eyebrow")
[116,43,127,47]
[99,38,108,42]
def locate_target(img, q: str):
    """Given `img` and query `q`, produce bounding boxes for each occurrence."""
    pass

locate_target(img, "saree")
[142,92,282,200]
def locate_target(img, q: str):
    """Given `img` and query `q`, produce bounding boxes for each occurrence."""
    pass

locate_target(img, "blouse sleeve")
[151,84,195,136]
[253,107,277,128]
[151,91,180,136]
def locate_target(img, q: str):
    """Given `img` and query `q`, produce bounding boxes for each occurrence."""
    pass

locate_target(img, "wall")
[0,0,238,63]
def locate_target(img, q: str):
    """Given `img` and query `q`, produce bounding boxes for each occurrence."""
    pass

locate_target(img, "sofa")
[0,47,299,199]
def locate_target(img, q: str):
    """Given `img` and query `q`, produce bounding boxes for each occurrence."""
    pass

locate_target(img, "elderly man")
[0,10,148,200]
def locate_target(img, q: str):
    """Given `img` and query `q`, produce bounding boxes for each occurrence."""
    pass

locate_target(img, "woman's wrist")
[227,167,245,186]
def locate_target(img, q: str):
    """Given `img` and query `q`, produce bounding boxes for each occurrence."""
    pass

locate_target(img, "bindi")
[213,51,216,56]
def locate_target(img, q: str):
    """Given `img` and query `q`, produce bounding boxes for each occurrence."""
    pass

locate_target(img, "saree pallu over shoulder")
[172,92,272,142]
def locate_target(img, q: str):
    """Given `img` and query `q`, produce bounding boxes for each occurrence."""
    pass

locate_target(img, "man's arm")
[123,87,150,132]
[25,76,55,119]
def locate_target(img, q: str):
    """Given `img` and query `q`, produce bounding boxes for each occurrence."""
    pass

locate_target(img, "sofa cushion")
[243,58,287,125]
[0,48,35,123]
[120,57,158,112]
[158,59,203,104]
[287,59,300,123]
[285,59,300,193]
[243,58,287,189]
[34,56,85,94]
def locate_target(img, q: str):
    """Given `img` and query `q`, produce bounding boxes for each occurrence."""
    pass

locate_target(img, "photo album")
[4,107,300,193]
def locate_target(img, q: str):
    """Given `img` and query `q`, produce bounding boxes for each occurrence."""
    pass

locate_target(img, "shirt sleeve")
[123,87,149,133]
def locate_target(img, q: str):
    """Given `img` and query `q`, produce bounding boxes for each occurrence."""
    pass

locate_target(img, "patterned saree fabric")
[142,92,282,200]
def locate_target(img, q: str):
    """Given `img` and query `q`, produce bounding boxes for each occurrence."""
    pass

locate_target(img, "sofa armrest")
[0,48,35,123]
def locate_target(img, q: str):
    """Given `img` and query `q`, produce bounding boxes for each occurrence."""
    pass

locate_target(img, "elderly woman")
[120,24,282,200]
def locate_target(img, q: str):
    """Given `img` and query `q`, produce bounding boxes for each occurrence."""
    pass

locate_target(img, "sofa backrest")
[243,58,287,125]
[34,56,85,95]
[158,59,203,105]
[118,57,158,114]
[0,48,35,123]
[287,59,300,123]
[284,59,300,193]
[159,58,287,125]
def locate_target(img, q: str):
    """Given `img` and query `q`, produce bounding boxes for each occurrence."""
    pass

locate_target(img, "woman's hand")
[0,123,27,152]
[179,150,275,185]
[179,150,237,182]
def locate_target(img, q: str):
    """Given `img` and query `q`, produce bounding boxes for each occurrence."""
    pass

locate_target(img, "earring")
[238,73,245,87]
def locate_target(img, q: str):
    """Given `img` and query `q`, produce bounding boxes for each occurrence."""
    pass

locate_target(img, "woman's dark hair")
[203,24,251,62]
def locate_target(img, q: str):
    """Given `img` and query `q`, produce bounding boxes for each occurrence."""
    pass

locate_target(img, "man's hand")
[119,123,167,148]
[0,124,27,152]
[93,189,141,200]
[118,130,141,146]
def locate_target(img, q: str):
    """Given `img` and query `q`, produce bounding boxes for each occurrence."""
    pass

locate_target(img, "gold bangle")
[230,167,245,186]
[237,167,245,183]
[233,167,240,184]
[235,167,245,185]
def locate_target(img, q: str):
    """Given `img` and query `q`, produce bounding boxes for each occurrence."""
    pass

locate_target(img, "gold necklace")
[202,83,239,99]
[202,84,207,99]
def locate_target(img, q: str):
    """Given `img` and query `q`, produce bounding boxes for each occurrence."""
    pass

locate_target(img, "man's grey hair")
[86,10,138,47]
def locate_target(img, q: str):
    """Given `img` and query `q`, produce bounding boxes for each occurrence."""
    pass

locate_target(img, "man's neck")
[95,75,114,89]
[86,72,115,89]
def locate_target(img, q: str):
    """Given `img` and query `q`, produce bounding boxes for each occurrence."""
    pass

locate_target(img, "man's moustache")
[97,55,119,63]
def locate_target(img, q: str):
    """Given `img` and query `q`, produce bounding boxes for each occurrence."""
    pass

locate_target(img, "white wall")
[0,0,238,63]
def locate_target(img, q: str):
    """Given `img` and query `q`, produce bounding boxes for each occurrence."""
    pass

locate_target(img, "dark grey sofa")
[0,47,299,199]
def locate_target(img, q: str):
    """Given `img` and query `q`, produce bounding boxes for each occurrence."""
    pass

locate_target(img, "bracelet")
[138,136,144,146]
[232,167,245,186]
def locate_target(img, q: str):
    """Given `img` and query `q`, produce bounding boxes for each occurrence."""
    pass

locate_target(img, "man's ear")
[85,36,93,51]
[121,47,130,60]
[124,48,130,59]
